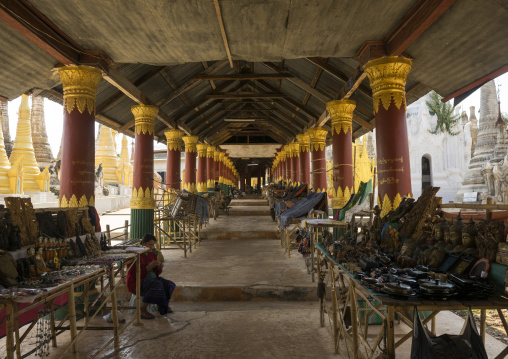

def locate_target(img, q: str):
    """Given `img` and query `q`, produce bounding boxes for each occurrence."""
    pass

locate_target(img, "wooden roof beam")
[194,73,293,81]
[96,65,166,113]
[315,0,457,131]
[213,0,233,68]
[156,60,229,108]
[206,93,288,99]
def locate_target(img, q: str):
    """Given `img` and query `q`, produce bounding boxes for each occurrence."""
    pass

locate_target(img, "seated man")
[127,234,176,319]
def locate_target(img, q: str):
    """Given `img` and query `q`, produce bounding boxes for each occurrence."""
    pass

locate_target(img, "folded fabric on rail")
[280,192,326,229]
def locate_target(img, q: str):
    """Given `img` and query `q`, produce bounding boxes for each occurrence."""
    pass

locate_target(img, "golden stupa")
[116,134,133,186]
[353,137,375,192]
[0,112,14,194]
[9,95,49,192]
[95,124,120,184]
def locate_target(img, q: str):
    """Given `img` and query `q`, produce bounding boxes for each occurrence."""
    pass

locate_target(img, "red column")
[207,146,215,191]
[291,143,300,185]
[285,145,293,185]
[130,104,158,238]
[327,100,356,211]
[214,150,220,188]
[165,129,184,190]
[307,127,328,193]
[58,66,102,207]
[365,56,413,217]
[183,136,198,193]
[196,143,208,194]
[280,149,287,183]
[296,134,311,185]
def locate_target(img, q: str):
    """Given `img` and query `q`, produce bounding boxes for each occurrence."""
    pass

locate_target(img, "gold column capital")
[58,65,102,115]
[296,133,310,152]
[207,145,216,158]
[164,129,184,151]
[307,127,328,152]
[280,149,286,160]
[131,105,158,135]
[364,56,412,114]
[196,143,208,157]
[219,152,226,162]
[182,135,199,152]
[214,150,220,160]
[290,142,300,155]
[326,99,356,135]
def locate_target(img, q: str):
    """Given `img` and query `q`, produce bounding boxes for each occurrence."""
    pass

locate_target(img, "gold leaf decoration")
[58,66,102,115]
[364,57,412,114]
[132,105,158,136]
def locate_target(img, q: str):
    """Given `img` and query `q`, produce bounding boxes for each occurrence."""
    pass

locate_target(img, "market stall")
[0,197,147,359]
[292,187,508,358]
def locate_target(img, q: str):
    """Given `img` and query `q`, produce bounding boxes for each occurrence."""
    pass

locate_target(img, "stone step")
[229,201,268,206]
[229,209,270,216]
[173,284,316,301]
[201,231,278,240]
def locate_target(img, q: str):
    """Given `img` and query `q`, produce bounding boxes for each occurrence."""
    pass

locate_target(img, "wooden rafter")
[213,0,233,68]
[194,73,293,81]
[96,65,166,113]
[206,93,288,99]
[156,60,229,108]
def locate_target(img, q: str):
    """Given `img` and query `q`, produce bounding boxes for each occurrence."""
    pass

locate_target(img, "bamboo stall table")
[283,219,301,257]
[304,218,348,282]
[314,243,508,359]
[0,249,146,359]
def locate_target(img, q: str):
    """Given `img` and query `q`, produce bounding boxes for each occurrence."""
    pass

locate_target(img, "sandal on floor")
[167,307,174,314]
[141,312,155,320]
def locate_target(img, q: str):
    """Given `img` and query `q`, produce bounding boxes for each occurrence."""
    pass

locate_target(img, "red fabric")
[126,251,161,292]
[0,293,68,338]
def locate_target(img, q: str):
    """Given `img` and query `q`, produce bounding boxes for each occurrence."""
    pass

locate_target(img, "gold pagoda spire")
[95,124,120,184]
[116,134,133,186]
[9,95,47,192]
[0,110,12,194]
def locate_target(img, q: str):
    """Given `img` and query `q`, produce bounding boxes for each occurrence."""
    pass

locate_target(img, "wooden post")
[124,220,129,241]
[386,306,395,359]
[13,302,20,359]
[480,309,486,343]
[486,198,493,220]
[110,266,120,348]
[68,283,79,359]
[331,267,339,354]
[5,303,15,359]
[50,302,57,347]
[134,254,143,327]
[106,225,111,245]
[350,282,359,358]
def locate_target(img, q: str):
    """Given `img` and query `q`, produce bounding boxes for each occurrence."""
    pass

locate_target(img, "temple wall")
[405,93,469,203]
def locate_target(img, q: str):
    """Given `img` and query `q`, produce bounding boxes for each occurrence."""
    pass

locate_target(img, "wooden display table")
[314,243,508,359]
[1,249,146,359]
[305,218,348,282]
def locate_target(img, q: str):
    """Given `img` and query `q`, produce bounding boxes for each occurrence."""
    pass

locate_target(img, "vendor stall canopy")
[1,0,507,159]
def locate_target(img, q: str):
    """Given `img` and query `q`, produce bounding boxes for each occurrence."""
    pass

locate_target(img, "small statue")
[434,216,449,248]
[27,247,38,277]
[35,247,50,273]
[53,251,60,270]
[448,213,465,250]
[461,217,479,256]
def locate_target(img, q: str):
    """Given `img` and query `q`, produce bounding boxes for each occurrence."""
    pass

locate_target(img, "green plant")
[426,91,460,136]
[502,112,508,124]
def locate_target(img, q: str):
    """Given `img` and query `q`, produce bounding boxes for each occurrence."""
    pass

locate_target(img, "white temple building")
[405,93,474,203]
